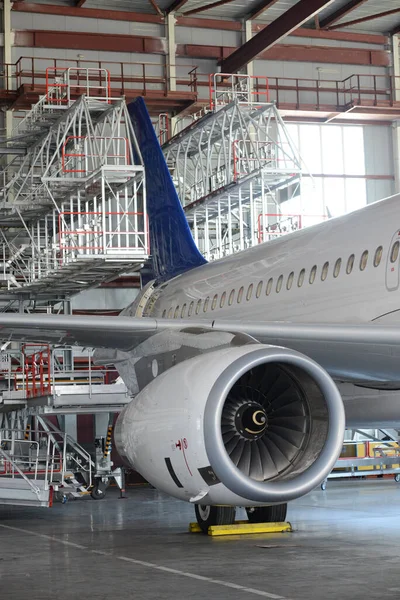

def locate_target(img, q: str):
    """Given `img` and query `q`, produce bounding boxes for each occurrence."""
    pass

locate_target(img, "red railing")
[22,344,52,398]
[232,140,297,181]
[61,135,131,173]
[58,211,149,253]
[257,213,328,244]
[209,72,270,110]
[185,69,400,112]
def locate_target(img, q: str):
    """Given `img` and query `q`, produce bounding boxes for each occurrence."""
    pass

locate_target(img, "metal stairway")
[0,67,149,297]
[162,73,305,260]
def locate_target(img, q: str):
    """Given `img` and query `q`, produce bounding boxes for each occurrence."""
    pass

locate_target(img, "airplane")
[1,97,400,532]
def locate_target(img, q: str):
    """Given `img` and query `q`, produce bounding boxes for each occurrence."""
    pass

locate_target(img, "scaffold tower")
[0,67,149,297]
[163,74,305,260]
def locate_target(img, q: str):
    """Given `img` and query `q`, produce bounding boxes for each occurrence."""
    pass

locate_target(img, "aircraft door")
[386,230,400,291]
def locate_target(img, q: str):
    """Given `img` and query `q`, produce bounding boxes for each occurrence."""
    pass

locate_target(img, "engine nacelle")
[115,344,345,506]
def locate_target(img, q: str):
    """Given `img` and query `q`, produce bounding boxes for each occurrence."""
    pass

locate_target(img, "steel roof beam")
[183,0,237,17]
[330,7,400,30]
[220,0,335,74]
[246,0,280,21]
[148,0,163,17]
[319,0,368,29]
[166,0,189,14]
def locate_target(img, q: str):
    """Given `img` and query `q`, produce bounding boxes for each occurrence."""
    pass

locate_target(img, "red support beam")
[148,0,163,17]
[330,7,400,30]
[166,0,190,13]
[11,3,164,24]
[183,0,237,17]
[219,0,335,73]
[10,3,387,44]
[319,0,369,29]
[246,0,280,20]
[178,41,389,66]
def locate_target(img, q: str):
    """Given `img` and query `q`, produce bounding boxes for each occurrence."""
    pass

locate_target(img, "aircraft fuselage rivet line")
[0,524,289,600]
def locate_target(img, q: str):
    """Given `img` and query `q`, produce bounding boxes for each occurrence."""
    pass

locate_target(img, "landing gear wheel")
[91,481,107,500]
[395,474,400,483]
[195,505,236,534]
[246,503,287,523]
[321,481,327,491]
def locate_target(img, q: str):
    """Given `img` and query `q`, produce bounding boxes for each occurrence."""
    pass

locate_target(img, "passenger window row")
[162,244,384,319]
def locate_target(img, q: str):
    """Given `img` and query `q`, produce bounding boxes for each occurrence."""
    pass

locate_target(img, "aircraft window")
[246,284,253,301]
[256,281,263,298]
[168,307,173,319]
[181,304,187,318]
[174,306,180,319]
[211,294,218,310]
[346,254,355,274]
[287,272,294,290]
[195,299,202,315]
[266,278,273,296]
[228,289,235,305]
[188,301,194,317]
[321,262,329,281]
[360,250,368,271]
[162,309,166,318]
[220,292,226,308]
[374,246,383,267]
[276,275,283,293]
[203,297,210,312]
[333,258,341,278]
[391,241,399,264]
[298,269,305,287]
[309,265,317,284]
[237,286,244,303]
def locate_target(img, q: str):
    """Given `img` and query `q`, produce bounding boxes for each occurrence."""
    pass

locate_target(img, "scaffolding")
[0,67,149,296]
[163,73,308,260]
[0,343,130,506]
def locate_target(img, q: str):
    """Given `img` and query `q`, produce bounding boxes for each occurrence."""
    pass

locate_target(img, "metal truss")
[163,74,304,260]
[0,68,148,297]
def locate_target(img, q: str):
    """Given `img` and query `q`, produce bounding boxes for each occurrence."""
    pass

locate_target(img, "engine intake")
[115,344,345,506]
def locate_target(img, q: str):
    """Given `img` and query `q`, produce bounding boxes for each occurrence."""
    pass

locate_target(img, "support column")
[393,34,400,193]
[167,13,177,135]
[244,20,254,80]
[3,0,12,139]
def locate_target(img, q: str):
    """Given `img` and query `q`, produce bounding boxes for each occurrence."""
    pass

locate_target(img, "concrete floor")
[1,480,400,600]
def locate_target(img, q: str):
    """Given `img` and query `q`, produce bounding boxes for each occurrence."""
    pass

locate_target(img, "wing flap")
[0,314,399,385]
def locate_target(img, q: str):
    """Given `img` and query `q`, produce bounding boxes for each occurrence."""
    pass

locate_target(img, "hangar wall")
[8,8,397,207]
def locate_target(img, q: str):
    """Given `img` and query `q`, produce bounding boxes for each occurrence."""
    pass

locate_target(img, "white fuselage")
[143,193,400,327]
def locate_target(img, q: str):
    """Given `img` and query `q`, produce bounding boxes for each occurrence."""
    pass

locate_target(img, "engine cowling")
[115,344,345,506]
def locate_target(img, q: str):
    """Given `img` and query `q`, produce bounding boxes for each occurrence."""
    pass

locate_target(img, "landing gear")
[246,503,287,523]
[195,505,236,534]
[91,479,107,500]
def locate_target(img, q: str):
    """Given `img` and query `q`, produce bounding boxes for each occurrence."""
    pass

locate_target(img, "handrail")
[0,446,42,497]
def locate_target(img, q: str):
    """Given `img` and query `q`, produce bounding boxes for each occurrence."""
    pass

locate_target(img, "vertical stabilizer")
[128,98,207,281]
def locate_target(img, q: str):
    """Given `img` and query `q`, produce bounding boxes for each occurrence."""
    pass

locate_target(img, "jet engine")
[115,344,345,506]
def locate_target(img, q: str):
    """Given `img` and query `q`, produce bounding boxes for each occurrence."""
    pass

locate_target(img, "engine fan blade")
[249,441,264,480]
[266,430,301,462]
[267,424,307,448]
[269,415,307,432]
[229,438,246,466]
[258,438,280,479]
[261,436,291,473]
[225,435,242,455]
[237,440,252,476]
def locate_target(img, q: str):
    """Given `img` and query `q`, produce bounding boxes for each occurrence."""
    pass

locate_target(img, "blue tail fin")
[128,98,207,281]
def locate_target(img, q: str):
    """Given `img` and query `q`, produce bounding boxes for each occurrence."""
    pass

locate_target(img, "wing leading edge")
[0,314,399,385]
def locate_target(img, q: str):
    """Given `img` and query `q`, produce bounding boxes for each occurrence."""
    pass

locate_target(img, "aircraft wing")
[0,313,399,385]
